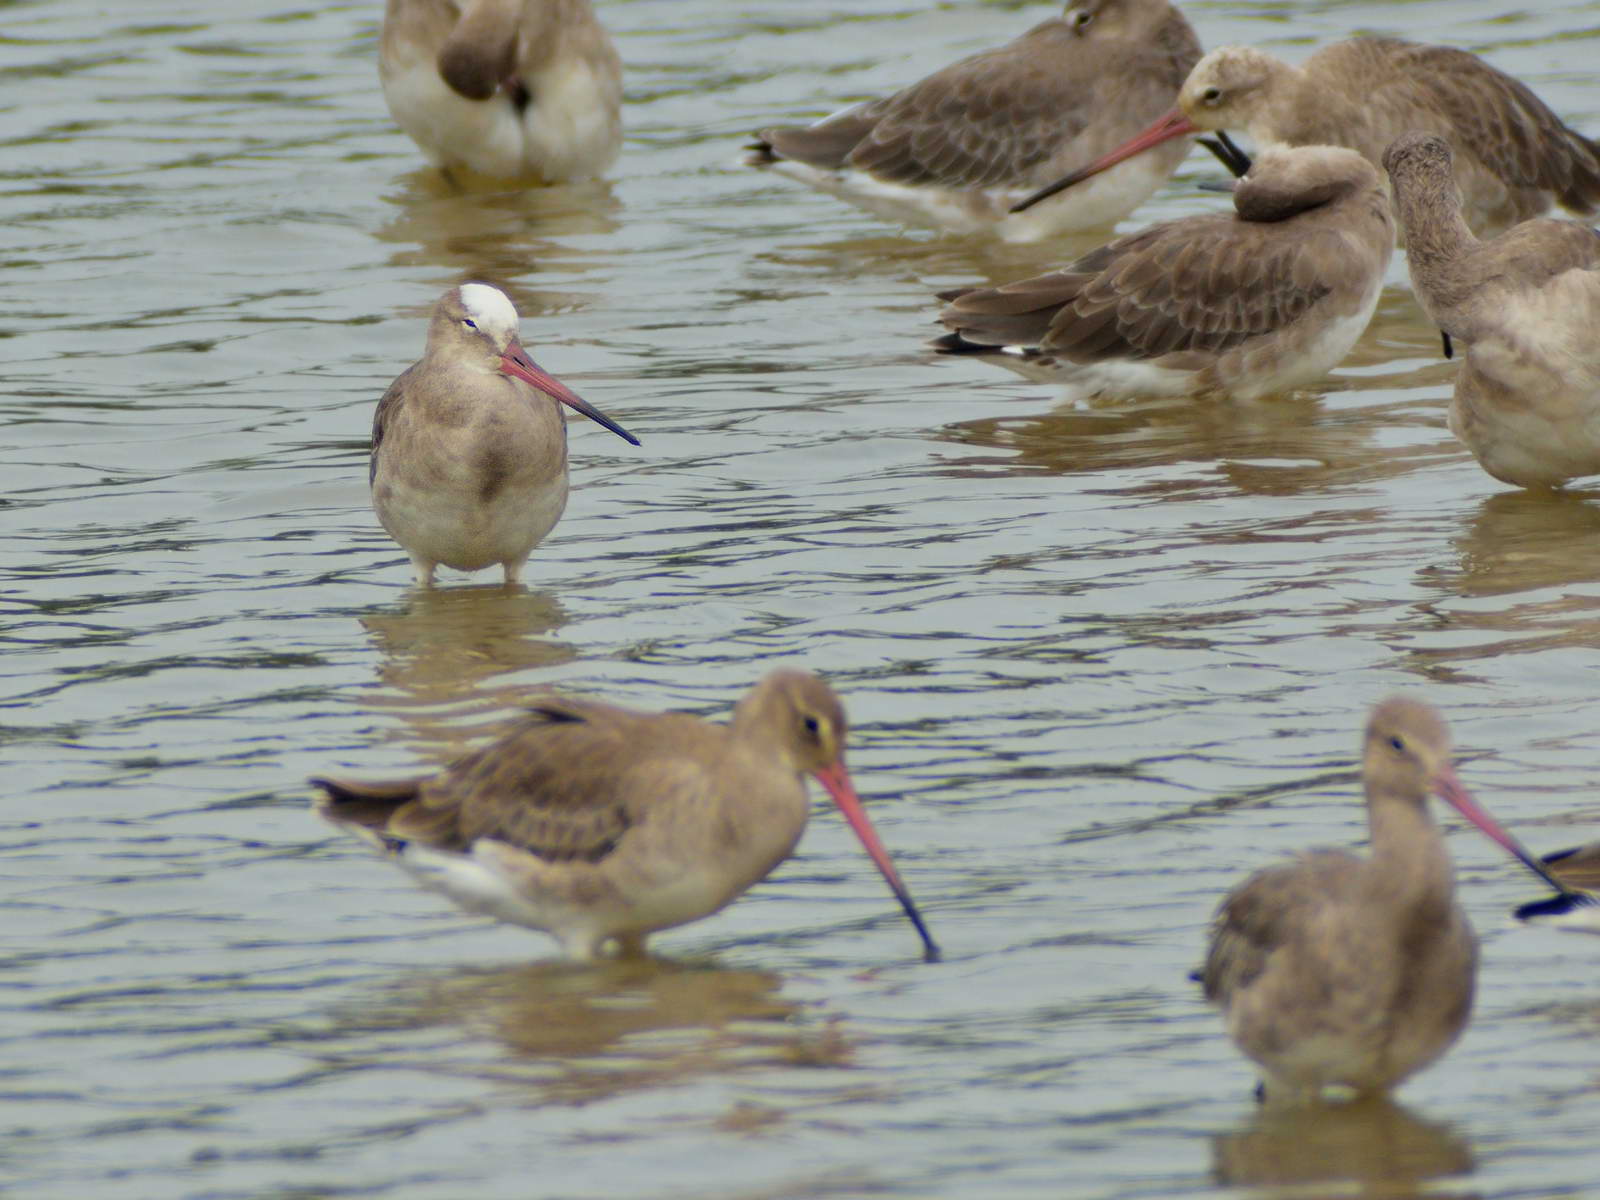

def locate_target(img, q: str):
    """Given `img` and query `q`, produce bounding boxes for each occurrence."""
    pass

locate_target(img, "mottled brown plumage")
[1544,844,1600,892]
[748,0,1204,240]
[1019,38,1600,239]
[935,144,1392,400]
[1201,698,1555,1101]
[313,670,939,962]
[1383,131,1600,489]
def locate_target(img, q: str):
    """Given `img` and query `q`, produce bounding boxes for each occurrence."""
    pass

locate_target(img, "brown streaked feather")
[1200,850,1361,1002]
[311,776,424,832]
[1347,39,1600,213]
[1475,218,1600,294]
[319,699,732,866]
[757,5,1200,191]
[756,103,888,171]
[844,27,1134,188]
[937,144,1392,368]
[1545,844,1600,892]
[938,214,1338,361]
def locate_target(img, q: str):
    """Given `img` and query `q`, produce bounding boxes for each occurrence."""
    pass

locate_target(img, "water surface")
[5,1,1600,1197]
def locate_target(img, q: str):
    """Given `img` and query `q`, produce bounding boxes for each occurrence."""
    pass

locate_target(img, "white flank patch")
[394,841,557,931]
[1231,304,1377,402]
[765,152,1175,243]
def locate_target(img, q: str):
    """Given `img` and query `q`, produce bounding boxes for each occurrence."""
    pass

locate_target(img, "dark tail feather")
[1515,891,1600,923]
[930,330,1004,356]
[310,776,420,831]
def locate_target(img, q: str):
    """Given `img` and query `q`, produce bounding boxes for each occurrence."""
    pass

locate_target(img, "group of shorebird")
[319,0,1600,1106]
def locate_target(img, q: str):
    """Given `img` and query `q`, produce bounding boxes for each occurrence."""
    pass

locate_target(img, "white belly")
[381,54,620,183]
[374,469,569,575]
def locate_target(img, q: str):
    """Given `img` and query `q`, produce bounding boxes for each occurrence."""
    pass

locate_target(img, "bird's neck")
[1391,175,1480,308]
[1367,792,1456,911]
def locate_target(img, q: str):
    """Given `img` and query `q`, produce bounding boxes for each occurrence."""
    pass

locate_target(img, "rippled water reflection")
[6,1,1600,1197]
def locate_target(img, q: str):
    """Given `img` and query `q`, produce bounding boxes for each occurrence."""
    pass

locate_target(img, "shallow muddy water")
[5,1,1600,1197]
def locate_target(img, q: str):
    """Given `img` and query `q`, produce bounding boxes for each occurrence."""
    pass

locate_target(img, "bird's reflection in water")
[375,172,619,307]
[1211,1094,1475,1196]
[1401,489,1600,676]
[927,281,1480,491]
[358,959,848,1107]
[752,229,1112,295]
[939,391,1348,485]
[360,584,575,760]
[1446,489,1600,598]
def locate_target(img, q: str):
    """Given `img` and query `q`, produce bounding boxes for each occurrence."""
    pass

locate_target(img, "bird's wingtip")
[1515,891,1600,927]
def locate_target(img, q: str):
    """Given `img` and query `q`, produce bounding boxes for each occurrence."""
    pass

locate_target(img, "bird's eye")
[1389,735,1406,752]
[462,318,478,330]
[802,715,822,738]
[1072,9,1094,28]
[1202,86,1222,105]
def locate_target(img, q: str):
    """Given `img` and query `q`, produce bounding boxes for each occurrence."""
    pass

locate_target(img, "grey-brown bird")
[313,670,941,962]
[747,0,1242,241]
[935,144,1392,400]
[380,0,622,184]
[370,283,638,587]
[1383,131,1600,489]
[1199,697,1572,1101]
[1016,38,1600,240]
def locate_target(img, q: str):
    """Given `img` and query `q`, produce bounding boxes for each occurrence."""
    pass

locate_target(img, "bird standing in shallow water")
[1382,131,1600,490]
[1200,698,1573,1103]
[380,0,622,185]
[370,283,639,587]
[935,144,1393,401]
[747,0,1241,241]
[313,670,941,963]
[1015,38,1600,240]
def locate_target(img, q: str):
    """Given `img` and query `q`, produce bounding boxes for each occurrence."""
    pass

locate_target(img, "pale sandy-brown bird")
[1383,131,1600,489]
[934,144,1392,400]
[747,0,1247,241]
[1015,38,1600,240]
[313,670,941,962]
[1200,697,1572,1101]
[370,283,639,587]
[380,0,622,184]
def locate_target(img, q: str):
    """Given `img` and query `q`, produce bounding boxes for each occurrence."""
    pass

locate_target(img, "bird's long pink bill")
[1010,108,1201,214]
[501,341,641,446]
[1436,769,1585,898]
[814,762,941,963]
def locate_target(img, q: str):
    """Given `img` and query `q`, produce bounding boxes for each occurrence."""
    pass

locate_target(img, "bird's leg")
[612,932,649,958]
